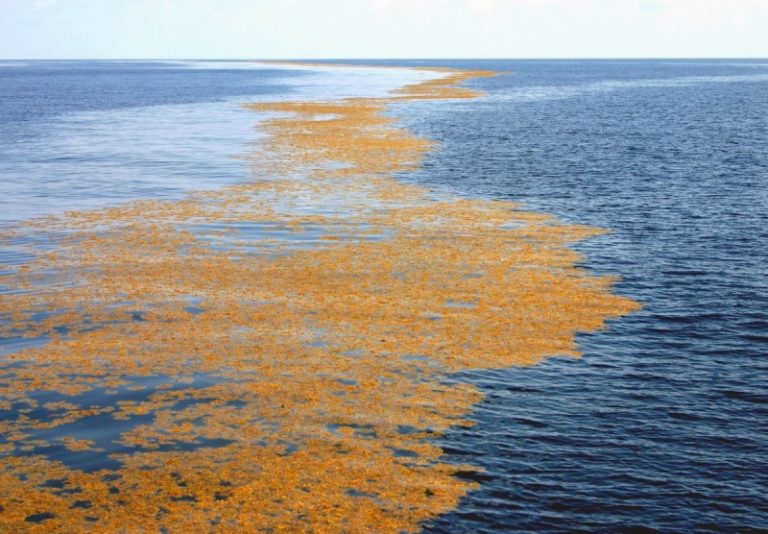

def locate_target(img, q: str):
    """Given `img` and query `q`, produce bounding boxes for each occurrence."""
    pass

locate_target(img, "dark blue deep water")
[381,59,768,532]
[0,60,298,125]
[2,60,767,531]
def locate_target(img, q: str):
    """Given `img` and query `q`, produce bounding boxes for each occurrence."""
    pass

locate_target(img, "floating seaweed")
[0,64,639,532]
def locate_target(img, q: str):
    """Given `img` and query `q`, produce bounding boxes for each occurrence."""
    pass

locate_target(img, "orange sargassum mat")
[0,66,639,532]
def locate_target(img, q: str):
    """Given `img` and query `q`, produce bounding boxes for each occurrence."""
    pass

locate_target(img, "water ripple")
[398,59,768,532]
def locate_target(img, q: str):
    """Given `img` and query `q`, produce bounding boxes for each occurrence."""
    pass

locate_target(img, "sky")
[1,0,767,59]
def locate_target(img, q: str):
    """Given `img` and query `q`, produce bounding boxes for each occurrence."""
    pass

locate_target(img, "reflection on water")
[0,60,442,224]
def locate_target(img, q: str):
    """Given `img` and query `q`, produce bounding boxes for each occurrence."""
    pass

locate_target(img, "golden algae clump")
[0,65,639,532]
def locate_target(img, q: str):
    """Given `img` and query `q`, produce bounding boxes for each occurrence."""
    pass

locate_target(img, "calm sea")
[0,60,433,222]
[1,59,767,532]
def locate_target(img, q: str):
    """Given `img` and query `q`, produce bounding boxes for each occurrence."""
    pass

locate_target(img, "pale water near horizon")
[1,59,766,532]
[0,60,438,222]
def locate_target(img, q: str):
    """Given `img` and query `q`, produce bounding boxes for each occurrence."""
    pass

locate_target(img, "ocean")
[1,59,766,532]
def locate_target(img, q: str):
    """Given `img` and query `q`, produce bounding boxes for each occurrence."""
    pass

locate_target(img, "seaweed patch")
[0,64,639,532]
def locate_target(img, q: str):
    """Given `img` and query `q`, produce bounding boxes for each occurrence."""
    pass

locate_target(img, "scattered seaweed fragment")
[0,63,639,532]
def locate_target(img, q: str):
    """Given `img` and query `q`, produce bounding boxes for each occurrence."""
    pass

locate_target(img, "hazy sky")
[1,0,767,59]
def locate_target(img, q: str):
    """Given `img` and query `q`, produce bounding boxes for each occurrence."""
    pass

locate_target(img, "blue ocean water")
[382,59,767,532]
[1,59,767,531]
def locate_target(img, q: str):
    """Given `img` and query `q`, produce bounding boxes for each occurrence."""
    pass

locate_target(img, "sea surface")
[0,60,435,222]
[2,59,767,531]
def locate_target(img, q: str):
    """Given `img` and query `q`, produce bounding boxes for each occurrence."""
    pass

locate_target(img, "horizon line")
[3,57,768,62]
